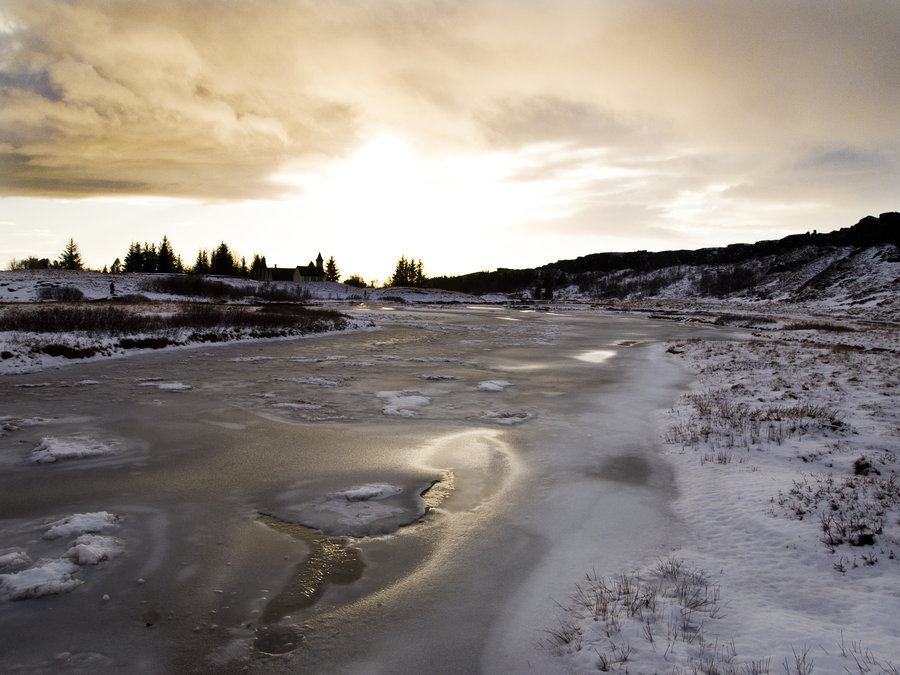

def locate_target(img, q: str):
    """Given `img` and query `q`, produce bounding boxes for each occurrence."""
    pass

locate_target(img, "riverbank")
[550,318,900,673]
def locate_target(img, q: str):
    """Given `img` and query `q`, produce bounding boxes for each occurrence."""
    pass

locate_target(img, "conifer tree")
[389,256,426,286]
[193,249,210,274]
[250,254,267,280]
[58,238,84,270]
[141,242,158,272]
[210,242,237,276]
[157,236,177,273]
[325,256,340,282]
[123,242,143,273]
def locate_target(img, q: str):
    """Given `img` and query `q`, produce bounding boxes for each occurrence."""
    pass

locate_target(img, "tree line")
[8,237,429,288]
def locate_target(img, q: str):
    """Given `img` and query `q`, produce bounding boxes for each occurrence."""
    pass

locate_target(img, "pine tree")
[389,255,409,286]
[58,238,84,270]
[193,249,210,274]
[209,242,237,276]
[110,258,122,274]
[157,235,177,273]
[389,256,426,286]
[123,242,142,273]
[324,256,340,282]
[141,242,158,273]
[250,254,267,280]
[413,258,425,286]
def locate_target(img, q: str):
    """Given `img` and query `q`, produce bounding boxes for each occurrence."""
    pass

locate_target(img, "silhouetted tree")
[123,243,143,273]
[157,236,178,273]
[193,249,210,274]
[110,258,122,274]
[390,256,426,286]
[325,256,340,282]
[344,274,367,288]
[140,242,158,273]
[8,256,51,270]
[209,242,238,276]
[250,254,267,280]
[58,238,84,270]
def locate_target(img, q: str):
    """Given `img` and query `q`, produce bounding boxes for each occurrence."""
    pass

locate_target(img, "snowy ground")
[550,321,900,673]
[1,271,899,673]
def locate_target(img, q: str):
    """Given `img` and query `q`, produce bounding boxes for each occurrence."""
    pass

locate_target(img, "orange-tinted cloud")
[1,0,898,217]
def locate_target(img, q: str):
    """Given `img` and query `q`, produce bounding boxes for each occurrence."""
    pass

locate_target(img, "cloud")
[0,0,898,221]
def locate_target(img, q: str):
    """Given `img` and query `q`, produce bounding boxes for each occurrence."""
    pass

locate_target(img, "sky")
[1,0,899,283]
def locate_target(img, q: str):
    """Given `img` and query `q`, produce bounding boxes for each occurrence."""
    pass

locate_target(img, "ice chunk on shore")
[30,436,118,463]
[43,512,120,540]
[0,559,82,600]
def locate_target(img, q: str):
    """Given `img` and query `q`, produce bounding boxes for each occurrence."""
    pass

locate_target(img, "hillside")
[428,212,900,320]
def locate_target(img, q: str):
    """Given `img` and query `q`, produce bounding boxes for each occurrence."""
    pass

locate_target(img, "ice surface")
[573,349,615,363]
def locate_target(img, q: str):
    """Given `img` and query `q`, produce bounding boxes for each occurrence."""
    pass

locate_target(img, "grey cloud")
[0,66,62,101]
[475,96,648,148]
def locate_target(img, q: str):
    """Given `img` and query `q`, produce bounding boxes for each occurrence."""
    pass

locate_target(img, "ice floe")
[476,380,513,392]
[43,512,120,540]
[63,535,124,566]
[376,391,431,417]
[1,511,123,601]
[0,559,82,600]
[137,381,192,391]
[30,435,120,464]
[0,549,32,571]
[274,482,432,537]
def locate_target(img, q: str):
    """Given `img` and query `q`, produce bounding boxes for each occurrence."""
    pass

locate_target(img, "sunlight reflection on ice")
[574,349,616,364]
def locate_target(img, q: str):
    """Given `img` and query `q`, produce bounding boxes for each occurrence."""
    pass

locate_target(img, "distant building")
[257,253,326,283]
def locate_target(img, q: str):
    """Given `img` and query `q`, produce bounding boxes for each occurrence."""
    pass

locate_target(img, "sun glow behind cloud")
[264,135,604,280]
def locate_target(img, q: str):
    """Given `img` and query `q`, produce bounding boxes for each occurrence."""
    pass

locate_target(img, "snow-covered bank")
[551,321,900,673]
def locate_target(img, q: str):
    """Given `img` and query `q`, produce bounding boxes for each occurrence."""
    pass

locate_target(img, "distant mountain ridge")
[427,212,899,317]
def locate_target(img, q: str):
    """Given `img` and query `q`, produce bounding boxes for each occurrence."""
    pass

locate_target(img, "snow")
[30,435,119,463]
[476,380,513,392]
[0,559,82,600]
[137,381,192,391]
[376,390,431,417]
[551,321,900,672]
[0,550,32,571]
[43,512,120,540]
[63,535,124,566]
[0,511,123,602]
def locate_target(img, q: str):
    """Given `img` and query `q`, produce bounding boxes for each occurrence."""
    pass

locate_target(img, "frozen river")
[0,305,715,673]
